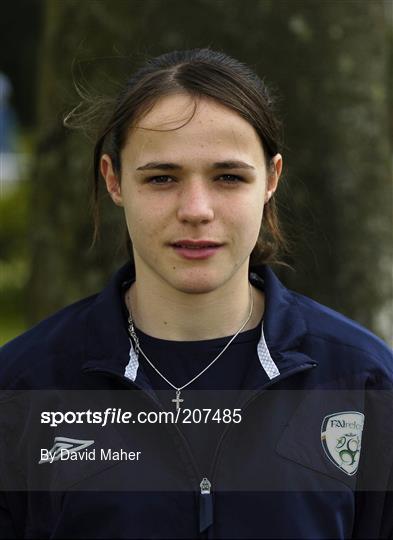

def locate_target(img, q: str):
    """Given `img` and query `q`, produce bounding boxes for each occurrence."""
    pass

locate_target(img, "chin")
[175,283,218,295]
[169,270,228,295]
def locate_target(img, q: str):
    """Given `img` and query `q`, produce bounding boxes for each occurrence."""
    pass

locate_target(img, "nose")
[176,180,215,224]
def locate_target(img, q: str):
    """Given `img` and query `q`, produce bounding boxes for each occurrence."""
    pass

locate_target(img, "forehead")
[122,93,266,166]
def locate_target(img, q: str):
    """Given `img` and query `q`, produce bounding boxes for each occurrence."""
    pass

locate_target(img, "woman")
[0,48,392,539]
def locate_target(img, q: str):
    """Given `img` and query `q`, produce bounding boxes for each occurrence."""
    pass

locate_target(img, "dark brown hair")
[73,48,288,266]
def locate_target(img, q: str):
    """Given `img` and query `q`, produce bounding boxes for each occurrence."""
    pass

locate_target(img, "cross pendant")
[172,390,184,411]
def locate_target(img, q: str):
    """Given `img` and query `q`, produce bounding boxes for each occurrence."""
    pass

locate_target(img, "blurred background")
[0,0,392,345]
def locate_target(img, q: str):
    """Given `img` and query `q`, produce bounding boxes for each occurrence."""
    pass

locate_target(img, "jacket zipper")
[83,361,316,535]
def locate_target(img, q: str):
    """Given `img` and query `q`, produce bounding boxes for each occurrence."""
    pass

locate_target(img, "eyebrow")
[136,160,255,171]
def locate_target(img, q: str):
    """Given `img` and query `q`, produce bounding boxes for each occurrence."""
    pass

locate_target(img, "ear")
[265,153,283,204]
[100,154,123,207]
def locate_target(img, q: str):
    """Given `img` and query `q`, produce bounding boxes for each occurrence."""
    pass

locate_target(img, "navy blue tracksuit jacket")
[0,262,392,539]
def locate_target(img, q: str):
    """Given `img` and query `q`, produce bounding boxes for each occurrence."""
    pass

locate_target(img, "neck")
[125,263,265,341]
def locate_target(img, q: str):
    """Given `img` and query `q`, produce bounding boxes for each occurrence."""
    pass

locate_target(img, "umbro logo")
[39,437,94,464]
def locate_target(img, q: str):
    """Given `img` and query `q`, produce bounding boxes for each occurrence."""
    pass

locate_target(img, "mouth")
[171,243,221,249]
[170,240,223,260]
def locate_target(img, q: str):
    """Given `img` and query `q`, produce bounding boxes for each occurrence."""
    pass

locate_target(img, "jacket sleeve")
[380,464,393,539]
[352,381,393,539]
[375,377,393,539]
[0,490,18,539]
[0,395,27,539]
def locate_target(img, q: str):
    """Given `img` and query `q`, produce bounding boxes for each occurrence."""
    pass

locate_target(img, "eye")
[217,174,244,184]
[147,175,174,185]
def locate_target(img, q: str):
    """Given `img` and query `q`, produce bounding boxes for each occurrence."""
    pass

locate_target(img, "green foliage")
[0,181,29,259]
[0,181,30,344]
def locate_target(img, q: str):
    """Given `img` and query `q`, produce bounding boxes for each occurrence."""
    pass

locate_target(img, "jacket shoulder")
[291,290,393,379]
[0,294,97,388]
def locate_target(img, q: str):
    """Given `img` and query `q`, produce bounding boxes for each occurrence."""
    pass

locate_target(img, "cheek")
[228,198,264,238]
[124,195,169,244]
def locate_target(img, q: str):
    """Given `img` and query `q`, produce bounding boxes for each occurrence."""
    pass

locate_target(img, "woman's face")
[101,93,282,294]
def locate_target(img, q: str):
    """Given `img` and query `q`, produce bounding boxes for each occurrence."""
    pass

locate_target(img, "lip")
[170,240,223,260]
[171,239,222,247]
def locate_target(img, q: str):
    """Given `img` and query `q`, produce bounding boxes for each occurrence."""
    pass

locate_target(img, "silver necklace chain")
[126,283,254,410]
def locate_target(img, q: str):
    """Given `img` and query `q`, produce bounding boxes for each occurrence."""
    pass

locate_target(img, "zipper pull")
[199,477,213,533]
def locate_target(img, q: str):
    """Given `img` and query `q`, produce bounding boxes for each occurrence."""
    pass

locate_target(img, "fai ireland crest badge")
[321,411,364,476]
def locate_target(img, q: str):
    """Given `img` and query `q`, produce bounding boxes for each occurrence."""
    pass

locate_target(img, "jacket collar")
[82,261,315,379]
